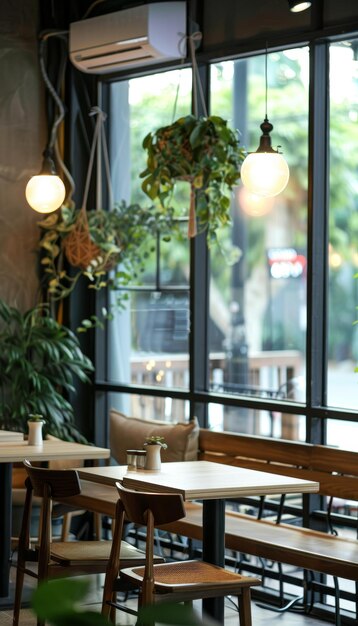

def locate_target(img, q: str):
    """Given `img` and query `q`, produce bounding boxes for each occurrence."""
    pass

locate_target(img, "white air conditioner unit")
[69,2,186,74]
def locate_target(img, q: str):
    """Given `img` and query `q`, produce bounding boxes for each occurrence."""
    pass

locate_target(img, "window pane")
[327,39,358,410]
[208,404,306,441]
[209,49,309,433]
[108,291,189,389]
[110,68,191,206]
[326,418,358,451]
[108,69,192,390]
[108,392,189,423]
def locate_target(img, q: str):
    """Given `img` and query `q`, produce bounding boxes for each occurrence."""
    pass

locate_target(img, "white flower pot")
[145,444,162,470]
[27,420,44,446]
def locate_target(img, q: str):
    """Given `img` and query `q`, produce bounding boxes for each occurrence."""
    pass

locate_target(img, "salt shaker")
[126,449,138,470]
[136,449,147,469]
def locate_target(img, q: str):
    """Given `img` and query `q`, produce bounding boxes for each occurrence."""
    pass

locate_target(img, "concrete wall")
[0,0,44,311]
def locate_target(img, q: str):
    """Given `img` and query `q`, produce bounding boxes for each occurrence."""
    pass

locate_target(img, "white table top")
[77,460,319,501]
[0,439,110,463]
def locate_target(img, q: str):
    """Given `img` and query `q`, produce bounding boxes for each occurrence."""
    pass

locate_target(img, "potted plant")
[144,435,168,448]
[0,299,93,441]
[143,436,167,470]
[140,114,245,241]
[38,201,175,330]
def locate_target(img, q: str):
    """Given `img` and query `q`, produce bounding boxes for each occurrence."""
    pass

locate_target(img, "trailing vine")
[38,202,176,330]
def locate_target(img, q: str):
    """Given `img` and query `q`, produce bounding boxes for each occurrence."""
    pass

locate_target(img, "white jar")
[145,444,162,470]
[27,420,44,446]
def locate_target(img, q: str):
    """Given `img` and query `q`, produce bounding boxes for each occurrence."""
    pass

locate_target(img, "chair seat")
[121,559,261,593]
[49,540,146,565]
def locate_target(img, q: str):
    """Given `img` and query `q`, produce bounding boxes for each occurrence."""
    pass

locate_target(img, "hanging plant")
[38,201,175,329]
[38,107,176,331]
[140,115,245,242]
[141,30,245,244]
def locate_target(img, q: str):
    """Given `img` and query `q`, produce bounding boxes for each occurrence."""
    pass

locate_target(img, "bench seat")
[56,480,118,517]
[161,501,358,581]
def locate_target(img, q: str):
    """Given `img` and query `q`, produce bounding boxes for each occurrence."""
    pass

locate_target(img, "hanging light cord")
[38,31,75,202]
[265,43,268,120]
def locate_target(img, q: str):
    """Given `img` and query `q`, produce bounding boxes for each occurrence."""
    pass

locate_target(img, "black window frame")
[93,28,358,450]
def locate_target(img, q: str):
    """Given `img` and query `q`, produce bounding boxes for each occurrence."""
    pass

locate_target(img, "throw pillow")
[109,409,199,465]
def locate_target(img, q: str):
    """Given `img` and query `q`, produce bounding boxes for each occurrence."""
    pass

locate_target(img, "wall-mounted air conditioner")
[69,2,186,74]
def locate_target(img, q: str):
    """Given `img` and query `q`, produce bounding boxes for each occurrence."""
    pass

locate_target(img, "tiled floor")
[2,539,337,625]
[0,576,330,626]
[0,603,328,626]
[0,604,329,626]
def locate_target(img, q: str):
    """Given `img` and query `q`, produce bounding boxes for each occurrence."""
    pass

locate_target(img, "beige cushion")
[109,409,199,465]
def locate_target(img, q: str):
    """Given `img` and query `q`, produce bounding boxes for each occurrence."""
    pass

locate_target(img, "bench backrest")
[198,429,358,501]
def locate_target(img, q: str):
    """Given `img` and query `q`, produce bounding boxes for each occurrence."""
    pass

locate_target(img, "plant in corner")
[0,299,93,441]
[140,114,246,243]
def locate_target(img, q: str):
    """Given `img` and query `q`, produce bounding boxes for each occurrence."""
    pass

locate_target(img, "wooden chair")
[102,482,261,626]
[13,460,149,626]
[12,464,89,546]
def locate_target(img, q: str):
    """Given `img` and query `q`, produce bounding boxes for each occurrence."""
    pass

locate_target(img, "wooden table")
[0,431,23,442]
[77,460,319,622]
[0,438,110,599]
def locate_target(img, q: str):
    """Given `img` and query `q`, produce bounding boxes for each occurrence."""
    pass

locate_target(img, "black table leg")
[202,498,225,623]
[0,462,12,597]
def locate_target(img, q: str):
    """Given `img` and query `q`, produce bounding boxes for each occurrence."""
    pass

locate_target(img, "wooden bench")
[160,429,358,625]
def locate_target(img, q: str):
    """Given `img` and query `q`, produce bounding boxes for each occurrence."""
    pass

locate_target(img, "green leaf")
[31,579,109,625]
[139,602,203,625]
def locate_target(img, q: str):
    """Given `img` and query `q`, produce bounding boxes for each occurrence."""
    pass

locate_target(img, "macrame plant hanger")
[188,31,207,238]
[63,107,114,270]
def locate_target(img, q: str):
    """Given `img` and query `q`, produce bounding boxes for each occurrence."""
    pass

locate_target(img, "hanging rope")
[187,31,207,237]
[82,107,113,211]
[63,107,115,270]
[188,31,207,118]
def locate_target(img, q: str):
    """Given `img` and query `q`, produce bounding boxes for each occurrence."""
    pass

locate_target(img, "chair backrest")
[115,482,186,605]
[115,482,186,526]
[23,459,81,498]
[21,461,82,581]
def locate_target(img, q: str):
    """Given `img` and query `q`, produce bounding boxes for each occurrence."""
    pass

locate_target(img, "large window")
[327,40,358,411]
[208,50,309,438]
[99,38,358,446]
[108,69,191,417]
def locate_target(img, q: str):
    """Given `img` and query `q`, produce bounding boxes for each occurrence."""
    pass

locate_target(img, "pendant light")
[288,0,311,13]
[26,34,72,214]
[241,48,289,198]
[25,148,66,214]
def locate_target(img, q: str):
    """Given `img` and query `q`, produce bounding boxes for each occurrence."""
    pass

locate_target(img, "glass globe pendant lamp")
[241,49,289,198]
[25,148,66,213]
[288,0,311,13]
[240,117,289,197]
